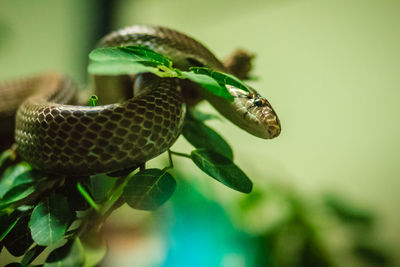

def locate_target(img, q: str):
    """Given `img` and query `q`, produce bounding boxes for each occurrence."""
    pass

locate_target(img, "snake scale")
[0,25,280,175]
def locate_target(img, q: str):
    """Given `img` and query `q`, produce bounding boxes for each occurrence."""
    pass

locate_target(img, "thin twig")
[169,150,191,159]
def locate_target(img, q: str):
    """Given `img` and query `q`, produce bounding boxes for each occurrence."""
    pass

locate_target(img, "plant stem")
[169,150,191,159]
[76,174,133,243]
[77,182,99,211]
[99,175,129,216]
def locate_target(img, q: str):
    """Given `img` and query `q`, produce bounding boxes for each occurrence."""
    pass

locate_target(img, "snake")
[0,25,281,176]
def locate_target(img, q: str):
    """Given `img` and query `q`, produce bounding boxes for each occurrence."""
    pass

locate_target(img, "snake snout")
[264,112,281,138]
[260,107,281,139]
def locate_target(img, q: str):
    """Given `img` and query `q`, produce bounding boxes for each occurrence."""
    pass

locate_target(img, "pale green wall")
[115,0,400,257]
[0,0,93,82]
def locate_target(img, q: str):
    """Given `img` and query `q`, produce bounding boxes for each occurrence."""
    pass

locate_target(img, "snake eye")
[254,98,265,107]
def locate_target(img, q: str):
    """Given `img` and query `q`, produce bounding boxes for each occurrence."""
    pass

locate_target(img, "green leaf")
[190,149,252,193]
[89,46,139,61]
[190,109,220,121]
[123,46,173,66]
[0,163,36,198]
[89,46,172,67]
[123,168,176,210]
[0,164,44,211]
[29,193,74,246]
[0,149,16,171]
[45,239,85,267]
[324,195,374,226]
[0,211,21,242]
[183,118,233,160]
[3,214,33,256]
[190,67,250,92]
[180,71,233,101]
[90,174,116,203]
[0,183,35,210]
[88,60,158,75]
[21,245,46,266]
[98,175,128,216]
[88,45,174,76]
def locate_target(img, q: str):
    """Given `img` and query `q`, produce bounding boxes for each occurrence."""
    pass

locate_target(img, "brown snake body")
[0,25,280,175]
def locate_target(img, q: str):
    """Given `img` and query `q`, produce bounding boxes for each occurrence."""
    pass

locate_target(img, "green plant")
[0,46,254,266]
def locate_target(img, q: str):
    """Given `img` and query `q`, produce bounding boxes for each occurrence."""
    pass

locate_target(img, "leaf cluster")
[0,112,252,265]
[0,45,254,266]
[236,188,392,267]
[88,45,251,101]
[0,158,179,266]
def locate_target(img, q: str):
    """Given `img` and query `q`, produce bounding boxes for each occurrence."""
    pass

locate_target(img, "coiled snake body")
[0,25,280,175]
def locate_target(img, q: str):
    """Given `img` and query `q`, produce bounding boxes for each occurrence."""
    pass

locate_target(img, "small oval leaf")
[0,184,35,210]
[90,174,116,203]
[88,60,158,75]
[0,163,37,198]
[190,67,250,92]
[88,45,174,77]
[122,46,172,67]
[29,193,74,246]
[190,149,252,193]
[180,71,233,101]
[123,168,176,210]
[183,118,233,160]
[89,46,172,67]
[189,109,220,122]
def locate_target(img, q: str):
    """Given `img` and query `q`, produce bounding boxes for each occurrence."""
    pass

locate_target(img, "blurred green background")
[1,0,399,266]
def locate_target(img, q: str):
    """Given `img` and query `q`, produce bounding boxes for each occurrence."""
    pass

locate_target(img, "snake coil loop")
[0,25,280,175]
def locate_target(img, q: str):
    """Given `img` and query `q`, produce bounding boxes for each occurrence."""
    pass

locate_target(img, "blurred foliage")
[324,194,374,227]
[233,187,392,267]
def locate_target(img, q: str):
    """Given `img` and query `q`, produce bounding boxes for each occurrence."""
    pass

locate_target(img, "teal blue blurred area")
[160,179,255,267]
[1,0,400,266]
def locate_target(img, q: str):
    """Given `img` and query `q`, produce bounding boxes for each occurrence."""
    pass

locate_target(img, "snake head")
[222,86,281,139]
